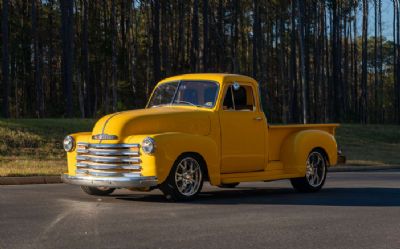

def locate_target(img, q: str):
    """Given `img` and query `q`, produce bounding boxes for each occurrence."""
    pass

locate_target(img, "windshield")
[147,81,219,108]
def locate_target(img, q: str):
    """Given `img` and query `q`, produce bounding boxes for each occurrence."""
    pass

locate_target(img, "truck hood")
[91,106,211,140]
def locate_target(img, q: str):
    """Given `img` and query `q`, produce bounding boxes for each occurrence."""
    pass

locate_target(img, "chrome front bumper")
[62,174,158,188]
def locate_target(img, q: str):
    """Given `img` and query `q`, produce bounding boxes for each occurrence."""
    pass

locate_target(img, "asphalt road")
[1,170,399,249]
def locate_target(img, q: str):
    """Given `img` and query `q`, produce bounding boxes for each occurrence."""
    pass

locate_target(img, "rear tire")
[290,149,327,193]
[80,186,115,196]
[159,154,205,201]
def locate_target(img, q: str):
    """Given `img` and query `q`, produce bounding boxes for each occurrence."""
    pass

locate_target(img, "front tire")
[81,186,115,196]
[290,149,327,193]
[159,154,205,201]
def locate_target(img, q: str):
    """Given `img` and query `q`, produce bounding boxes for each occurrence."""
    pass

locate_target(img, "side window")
[223,86,234,110]
[222,84,255,111]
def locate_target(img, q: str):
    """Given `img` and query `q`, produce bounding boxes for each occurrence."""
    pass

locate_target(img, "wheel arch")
[280,130,337,175]
[175,151,210,181]
[312,147,330,166]
[151,132,220,185]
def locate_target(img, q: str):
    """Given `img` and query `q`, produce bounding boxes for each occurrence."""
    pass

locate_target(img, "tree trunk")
[343,12,349,122]
[60,0,74,117]
[217,0,225,71]
[190,0,199,72]
[32,0,44,117]
[1,0,10,118]
[152,0,161,84]
[361,0,369,124]
[252,0,259,79]
[396,0,400,124]
[378,0,383,122]
[278,7,287,123]
[374,0,378,123]
[289,0,298,123]
[177,1,185,72]
[394,0,398,123]
[111,0,117,112]
[353,6,359,122]
[231,0,239,73]
[296,0,307,124]
[331,1,341,122]
[202,0,208,71]
[81,0,90,117]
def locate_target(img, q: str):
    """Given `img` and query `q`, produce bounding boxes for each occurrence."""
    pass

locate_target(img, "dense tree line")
[0,0,400,124]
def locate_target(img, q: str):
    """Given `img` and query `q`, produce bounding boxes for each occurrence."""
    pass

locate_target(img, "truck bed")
[268,124,339,161]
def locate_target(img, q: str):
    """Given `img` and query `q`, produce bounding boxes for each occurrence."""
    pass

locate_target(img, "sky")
[366,0,395,41]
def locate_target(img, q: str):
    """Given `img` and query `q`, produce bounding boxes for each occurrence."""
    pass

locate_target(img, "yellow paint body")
[65,73,339,186]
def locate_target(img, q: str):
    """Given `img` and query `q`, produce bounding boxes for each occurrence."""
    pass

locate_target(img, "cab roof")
[157,73,258,86]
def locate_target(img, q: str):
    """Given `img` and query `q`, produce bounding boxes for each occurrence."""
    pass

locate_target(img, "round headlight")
[142,137,156,154]
[63,136,75,152]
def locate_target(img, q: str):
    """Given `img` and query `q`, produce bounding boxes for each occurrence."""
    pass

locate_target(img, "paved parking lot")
[1,170,399,249]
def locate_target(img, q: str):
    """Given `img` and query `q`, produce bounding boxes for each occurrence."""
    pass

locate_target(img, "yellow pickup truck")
[62,73,344,201]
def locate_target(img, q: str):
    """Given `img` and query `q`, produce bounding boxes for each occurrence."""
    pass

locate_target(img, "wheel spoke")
[314,174,319,184]
[306,152,326,187]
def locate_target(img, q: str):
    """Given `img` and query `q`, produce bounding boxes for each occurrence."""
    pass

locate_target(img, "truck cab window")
[223,86,234,110]
[223,84,255,111]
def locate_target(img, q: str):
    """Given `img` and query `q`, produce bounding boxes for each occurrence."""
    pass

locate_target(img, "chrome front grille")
[76,143,141,177]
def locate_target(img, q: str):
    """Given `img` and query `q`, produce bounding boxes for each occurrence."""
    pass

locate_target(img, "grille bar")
[77,142,139,148]
[76,169,142,177]
[77,148,139,156]
[76,155,141,164]
[76,162,141,170]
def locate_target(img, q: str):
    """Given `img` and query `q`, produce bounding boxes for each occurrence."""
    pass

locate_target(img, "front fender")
[150,133,220,185]
[66,132,92,176]
[280,130,338,175]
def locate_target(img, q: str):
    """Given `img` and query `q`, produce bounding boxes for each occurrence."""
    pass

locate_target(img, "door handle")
[254,117,263,121]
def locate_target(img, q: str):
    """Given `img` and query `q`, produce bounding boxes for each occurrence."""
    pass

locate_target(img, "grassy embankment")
[0,119,95,176]
[0,119,399,176]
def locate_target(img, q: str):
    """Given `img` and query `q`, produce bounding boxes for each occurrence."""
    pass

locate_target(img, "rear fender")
[279,130,338,175]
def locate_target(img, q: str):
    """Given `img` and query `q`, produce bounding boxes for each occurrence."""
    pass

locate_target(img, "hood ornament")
[92,134,118,140]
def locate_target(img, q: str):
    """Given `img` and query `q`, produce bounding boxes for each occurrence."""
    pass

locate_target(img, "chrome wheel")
[174,157,203,196]
[305,151,326,187]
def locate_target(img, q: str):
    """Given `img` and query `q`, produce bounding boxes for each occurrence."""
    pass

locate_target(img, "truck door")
[219,82,265,173]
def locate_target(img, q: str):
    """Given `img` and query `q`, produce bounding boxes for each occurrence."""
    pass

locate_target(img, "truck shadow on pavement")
[115,187,400,207]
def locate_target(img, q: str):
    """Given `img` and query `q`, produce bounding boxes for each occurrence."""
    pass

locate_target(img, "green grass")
[0,119,399,176]
[0,119,95,176]
[335,124,400,166]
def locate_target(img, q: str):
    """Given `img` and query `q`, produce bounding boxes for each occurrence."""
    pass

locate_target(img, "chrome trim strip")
[77,148,139,156]
[77,143,139,148]
[120,165,142,170]
[122,172,142,177]
[100,112,122,141]
[85,171,122,177]
[76,162,141,170]
[94,143,139,148]
[76,155,141,163]
[76,169,88,174]
[75,170,142,177]
[62,174,158,188]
